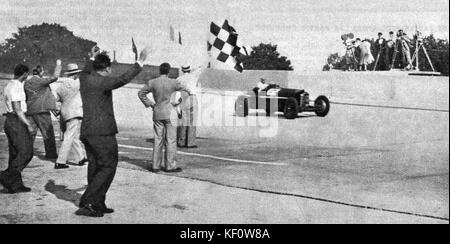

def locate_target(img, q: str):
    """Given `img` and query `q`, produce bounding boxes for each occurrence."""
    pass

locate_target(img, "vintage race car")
[235,84,330,119]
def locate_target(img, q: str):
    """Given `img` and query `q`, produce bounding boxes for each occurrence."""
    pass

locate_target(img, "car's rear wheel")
[235,95,249,117]
[314,95,330,117]
[284,97,299,119]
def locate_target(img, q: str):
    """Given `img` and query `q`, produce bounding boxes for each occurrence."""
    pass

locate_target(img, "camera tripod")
[410,39,436,72]
[391,32,436,72]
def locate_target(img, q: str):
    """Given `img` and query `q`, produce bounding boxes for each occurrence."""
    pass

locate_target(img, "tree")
[0,23,96,73]
[241,43,293,71]
[323,52,346,71]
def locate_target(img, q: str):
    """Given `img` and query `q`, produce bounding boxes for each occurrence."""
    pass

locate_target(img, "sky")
[0,0,449,71]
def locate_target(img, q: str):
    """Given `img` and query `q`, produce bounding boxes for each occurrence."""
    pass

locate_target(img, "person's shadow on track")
[234,112,316,119]
[118,155,150,171]
[44,180,86,207]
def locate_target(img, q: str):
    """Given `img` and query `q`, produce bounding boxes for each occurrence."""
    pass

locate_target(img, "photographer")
[398,30,413,70]
[374,32,389,71]
[386,31,396,69]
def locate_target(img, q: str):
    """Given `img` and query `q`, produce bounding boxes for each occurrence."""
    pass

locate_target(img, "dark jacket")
[375,38,387,54]
[80,60,142,136]
[24,75,58,114]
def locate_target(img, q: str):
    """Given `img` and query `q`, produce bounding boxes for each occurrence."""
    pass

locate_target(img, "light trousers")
[152,119,177,170]
[56,118,86,164]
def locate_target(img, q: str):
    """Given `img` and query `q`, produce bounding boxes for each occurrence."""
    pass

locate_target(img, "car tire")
[235,95,249,117]
[314,95,330,117]
[284,97,299,119]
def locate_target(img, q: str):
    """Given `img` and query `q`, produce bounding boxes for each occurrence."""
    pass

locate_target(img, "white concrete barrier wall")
[197,69,449,111]
[287,72,449,111]
[198,69,289,91]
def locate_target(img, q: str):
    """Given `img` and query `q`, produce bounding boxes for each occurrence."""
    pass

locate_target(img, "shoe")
[148,168,160,173]
[54,163,69,169]
[78,158,89,166]
[163,167,183,173]
[101,207,115,214]
[186,145,198,149]
[75,204,104,218]
[10,186,31,194]
[177,145,186,148]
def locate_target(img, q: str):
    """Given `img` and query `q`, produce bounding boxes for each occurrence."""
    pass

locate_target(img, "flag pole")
[132,37,138,62]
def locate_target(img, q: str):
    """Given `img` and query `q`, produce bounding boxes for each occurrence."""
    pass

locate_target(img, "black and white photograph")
[0,0,448,227]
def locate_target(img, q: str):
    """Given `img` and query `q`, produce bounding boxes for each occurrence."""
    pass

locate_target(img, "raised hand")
[54,59,62,78]
[138,46,151,63]
[89,45,101,59]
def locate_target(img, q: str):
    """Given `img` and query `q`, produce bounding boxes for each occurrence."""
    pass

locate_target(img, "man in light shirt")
[0,64,34,194]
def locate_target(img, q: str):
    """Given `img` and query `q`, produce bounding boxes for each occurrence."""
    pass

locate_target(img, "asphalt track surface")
[115,100,449,221]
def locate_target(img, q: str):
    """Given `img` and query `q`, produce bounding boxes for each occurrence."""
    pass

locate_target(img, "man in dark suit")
[75,46,150,217]
[386,31,396,69]
[374,32,389,70]
[24,60,62,160]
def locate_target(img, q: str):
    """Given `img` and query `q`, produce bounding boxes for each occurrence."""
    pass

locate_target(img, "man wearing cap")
[24,60,62,160]
[176,65,201,148]
[256,78,269,92]
[0,64,34,194]
[374,32,388,71]
[386,31,396,69]
[54,63,87,169]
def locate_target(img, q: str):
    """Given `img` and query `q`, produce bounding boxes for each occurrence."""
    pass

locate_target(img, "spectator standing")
[138,63,191,173]
[54,63,88,169]
[24,60,62,160]
[0,64,34,193]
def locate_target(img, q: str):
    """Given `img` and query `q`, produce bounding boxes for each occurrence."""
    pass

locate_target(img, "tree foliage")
[0,23,96,73]
[242,43,293,71]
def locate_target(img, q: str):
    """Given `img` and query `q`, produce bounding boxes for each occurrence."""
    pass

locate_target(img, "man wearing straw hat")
[176,65,201,149]
[54,63,88,169]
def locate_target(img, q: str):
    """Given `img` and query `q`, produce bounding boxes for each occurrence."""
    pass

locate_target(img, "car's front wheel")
[314,95,330,117]
[235,95,249,117]
[284,97,299,119]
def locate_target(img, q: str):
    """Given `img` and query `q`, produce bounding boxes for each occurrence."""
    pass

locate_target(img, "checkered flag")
[207,20,247,72]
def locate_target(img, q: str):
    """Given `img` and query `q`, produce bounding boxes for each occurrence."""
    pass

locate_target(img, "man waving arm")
[100,47,150,91]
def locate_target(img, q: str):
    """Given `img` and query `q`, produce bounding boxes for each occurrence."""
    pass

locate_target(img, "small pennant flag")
[169,25,175,42]
[170,25,183,46]
[178,32,182,45]
[132,37,138,61]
